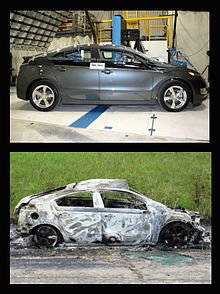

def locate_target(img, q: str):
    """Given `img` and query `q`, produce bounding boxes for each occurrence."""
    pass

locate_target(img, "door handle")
[56,67,67,72]
[56,212,63,216]
[102,69,113,74]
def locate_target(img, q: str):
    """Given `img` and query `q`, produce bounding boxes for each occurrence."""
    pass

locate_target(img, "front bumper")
[190,75,208,106]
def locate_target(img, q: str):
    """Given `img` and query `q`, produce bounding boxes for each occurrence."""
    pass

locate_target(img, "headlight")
[188,71,195,76]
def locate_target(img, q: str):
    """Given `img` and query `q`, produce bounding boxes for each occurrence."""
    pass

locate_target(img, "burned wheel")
[158,222,193,248]
[34,225,59,248]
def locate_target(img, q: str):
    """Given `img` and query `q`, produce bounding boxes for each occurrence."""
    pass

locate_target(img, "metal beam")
[85,10,97,44]
[112,15,121,45]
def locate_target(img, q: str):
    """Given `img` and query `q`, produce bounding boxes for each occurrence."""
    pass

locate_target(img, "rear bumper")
[16,66,30,100]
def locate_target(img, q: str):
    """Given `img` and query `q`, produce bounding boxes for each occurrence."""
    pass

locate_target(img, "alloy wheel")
[32,85,55,109]
[163,85,188,110]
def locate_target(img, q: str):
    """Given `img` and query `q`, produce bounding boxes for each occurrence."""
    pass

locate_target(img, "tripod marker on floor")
[148,114,157,136]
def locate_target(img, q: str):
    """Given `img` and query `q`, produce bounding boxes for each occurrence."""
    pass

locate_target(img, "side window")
[66,50,92,60]
[56,192,93,207]
[100,50,145,69]
[101,191,147,210]
[49,49,92,66]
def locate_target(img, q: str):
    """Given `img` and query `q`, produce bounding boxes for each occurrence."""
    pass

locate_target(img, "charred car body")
[14,179,210,248]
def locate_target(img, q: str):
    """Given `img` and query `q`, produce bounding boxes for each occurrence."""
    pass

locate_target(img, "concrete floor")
[10,87,209,142]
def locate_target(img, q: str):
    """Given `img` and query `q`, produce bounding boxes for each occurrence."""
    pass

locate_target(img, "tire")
[158,222,193,248]
[29,80,60,111]
[158,80,191,112]
[33,225,59,248]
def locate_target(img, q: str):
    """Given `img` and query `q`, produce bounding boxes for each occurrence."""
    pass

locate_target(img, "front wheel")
[158,81,191,112]
[158,222,193,248]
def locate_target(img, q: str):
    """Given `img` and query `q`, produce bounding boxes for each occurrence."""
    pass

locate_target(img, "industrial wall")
[11,10,209,83]
[175,11,209,82]
[11,35,91,76]
[91,10,170,39]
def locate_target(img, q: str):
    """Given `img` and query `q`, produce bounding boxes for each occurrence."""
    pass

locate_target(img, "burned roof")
[73,179,129,191]
[14,179,130,214]
[54,179,130,195]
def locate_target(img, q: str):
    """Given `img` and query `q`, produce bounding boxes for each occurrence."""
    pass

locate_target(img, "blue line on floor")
[69,105,110,128]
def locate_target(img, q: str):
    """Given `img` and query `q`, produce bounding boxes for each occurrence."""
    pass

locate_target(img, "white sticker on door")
[90,63,105,70]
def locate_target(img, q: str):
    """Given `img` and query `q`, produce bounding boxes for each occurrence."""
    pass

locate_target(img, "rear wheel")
[34,225,59,248]
[29,80,60,111]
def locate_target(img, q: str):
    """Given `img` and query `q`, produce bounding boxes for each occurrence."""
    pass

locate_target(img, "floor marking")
[69,105,110,128]
[148,114,157,136]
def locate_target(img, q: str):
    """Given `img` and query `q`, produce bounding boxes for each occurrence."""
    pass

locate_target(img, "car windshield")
[128,49,163,71]
[125,47,154,64]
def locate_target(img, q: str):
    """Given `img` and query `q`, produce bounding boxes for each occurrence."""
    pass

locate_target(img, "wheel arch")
[160,219,194,231]
[155,78,193,103]
[29,223,64,243]
[157,220,194,243]
[26,78,63,105]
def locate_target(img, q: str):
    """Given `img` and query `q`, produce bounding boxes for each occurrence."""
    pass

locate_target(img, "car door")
[53,47,100,102]
[102,208,151,243]
[54,192,103,243]
[100,191,153,244]
[99,49,154,102]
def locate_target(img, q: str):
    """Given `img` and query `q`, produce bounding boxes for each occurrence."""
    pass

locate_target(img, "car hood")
[151,61,200,77]
[152,61,187,72]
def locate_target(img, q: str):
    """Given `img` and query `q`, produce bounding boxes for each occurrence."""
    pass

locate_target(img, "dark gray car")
[16,44,208,112]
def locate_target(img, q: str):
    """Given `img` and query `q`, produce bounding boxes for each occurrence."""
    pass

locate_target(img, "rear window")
[56,192,93,207]
[49,49,94,65]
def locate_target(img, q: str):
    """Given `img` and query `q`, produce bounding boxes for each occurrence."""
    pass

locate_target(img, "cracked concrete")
[10,245,211,284]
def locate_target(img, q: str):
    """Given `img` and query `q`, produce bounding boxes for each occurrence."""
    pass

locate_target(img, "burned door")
[102,208,151,244]
[54,193,102,243]
[101,191,153,244]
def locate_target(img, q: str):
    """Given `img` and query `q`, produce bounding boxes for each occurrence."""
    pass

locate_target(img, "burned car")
[14,179,210,248]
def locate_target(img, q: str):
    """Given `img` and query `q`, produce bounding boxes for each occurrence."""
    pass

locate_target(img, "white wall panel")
[176,11,209,81]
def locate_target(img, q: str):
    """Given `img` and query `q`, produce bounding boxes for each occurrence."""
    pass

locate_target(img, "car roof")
[48,44,138,56]
[74,179,129,191]
[15,178,170,214]
[20,179,129,201]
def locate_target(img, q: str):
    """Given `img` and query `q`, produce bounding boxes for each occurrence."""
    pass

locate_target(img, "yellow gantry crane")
[124,11,139,30]
[98,11,173,48]
[125,11,148,37]
[124,11,172,48]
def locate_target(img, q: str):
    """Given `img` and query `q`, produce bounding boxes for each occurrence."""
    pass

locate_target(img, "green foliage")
[10,152,211,219]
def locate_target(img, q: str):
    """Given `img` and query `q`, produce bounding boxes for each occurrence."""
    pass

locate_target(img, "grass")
[10,152,211,219]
